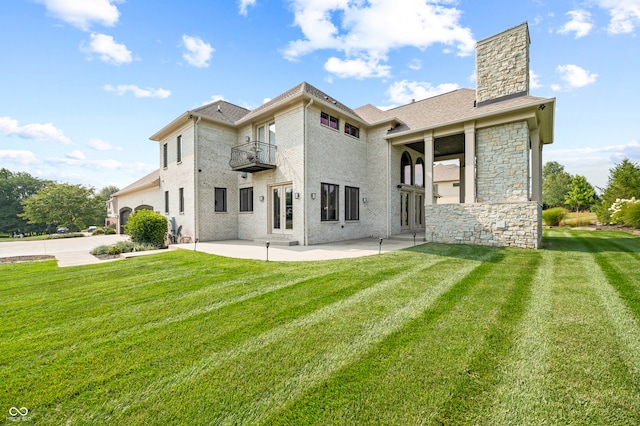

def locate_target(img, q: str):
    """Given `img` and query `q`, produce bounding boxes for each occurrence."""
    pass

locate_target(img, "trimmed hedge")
[123,210,168,248]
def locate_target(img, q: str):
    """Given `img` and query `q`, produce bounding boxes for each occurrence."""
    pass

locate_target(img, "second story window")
[321,112,339,130]
[163,143,168,168]
[345,123,359,138]
[177,135,182,163]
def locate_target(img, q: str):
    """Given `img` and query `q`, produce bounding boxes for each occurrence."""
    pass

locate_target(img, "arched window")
[415,158,424,187]
[401,152,412,185]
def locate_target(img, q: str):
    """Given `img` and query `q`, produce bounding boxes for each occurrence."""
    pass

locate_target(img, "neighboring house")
[112,23,554,249]
[433,164,461,204]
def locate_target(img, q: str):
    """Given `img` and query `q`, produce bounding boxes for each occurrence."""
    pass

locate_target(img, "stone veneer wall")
[424,202,541,249]
[476,22,529,104]
[476,121,530,203]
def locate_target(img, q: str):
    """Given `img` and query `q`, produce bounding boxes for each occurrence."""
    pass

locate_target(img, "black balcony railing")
[229,141,277,173]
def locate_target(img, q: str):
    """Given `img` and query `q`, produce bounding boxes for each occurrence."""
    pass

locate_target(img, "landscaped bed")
[1,229,639,424]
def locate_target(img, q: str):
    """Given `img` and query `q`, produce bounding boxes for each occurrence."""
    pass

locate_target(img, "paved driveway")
[0,234,130,267]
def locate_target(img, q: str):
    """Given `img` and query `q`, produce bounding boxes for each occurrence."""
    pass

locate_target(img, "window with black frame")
[345,186,359,220]
[321,183,338,221]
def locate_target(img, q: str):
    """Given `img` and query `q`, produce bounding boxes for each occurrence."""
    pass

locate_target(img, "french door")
[271,184,293,234]
[400,190,425,232]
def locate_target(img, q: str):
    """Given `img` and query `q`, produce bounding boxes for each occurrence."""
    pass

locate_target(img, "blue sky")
[1,0,639,192]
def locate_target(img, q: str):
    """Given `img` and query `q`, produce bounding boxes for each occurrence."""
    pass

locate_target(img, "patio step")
[253,238,299,246]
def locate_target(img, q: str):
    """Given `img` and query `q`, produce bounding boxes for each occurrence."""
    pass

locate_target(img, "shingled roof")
[191,100,251,125]
[386,89,550,135]
[113,169,159,197]
[238,81,363,124]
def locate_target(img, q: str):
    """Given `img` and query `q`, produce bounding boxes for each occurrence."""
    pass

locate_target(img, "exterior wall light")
[294,192,300,199]
[362,197,367,203]
[259,195,265,202]
[310,193,316,199]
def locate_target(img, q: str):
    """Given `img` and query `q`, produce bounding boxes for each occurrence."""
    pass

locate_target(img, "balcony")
[229,141,277,173]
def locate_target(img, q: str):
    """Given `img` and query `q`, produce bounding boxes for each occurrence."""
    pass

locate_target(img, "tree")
[564,175,596,212]
[98,185,120,202]
[595,158,640,223]
[542,161,572,208]
[0,168,50,234]
[20,183,106,231]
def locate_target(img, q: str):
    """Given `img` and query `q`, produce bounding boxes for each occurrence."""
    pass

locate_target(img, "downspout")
[387,140,391,238]
[193,115,201,242]
[303,98,313,246]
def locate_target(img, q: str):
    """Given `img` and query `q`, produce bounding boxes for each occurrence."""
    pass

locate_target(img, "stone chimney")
[476,22,530,106]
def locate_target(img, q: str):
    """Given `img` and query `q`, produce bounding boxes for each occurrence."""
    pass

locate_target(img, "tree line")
[0,168,119,236]
[543,158,640,224]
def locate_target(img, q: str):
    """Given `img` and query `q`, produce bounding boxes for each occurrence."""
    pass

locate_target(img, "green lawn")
[1,229,639,425]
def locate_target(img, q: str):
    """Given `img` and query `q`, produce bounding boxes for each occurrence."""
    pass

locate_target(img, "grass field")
[1,229,640,425]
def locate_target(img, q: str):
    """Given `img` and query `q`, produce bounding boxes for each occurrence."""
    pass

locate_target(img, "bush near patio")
[123,209,168,248]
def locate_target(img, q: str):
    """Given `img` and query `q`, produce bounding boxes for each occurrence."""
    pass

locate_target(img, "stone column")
[464,122,476,204]
[425,131,434,205]
[530,127,542,203]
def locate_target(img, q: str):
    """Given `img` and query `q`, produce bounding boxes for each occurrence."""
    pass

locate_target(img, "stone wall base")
[424,202,542,249]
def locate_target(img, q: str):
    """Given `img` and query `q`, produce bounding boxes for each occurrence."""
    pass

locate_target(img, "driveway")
[0,234,130,267]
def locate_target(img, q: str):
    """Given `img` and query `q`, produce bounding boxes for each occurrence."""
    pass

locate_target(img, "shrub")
[91,245,110,255]
[114,241,136,253]
[92,227,105,235]
[542,207,568,226]
[124,210,168,248]
[622,201,640,228]
[105,228,116,235]
[609,198,638,225]
[106,245,120,255]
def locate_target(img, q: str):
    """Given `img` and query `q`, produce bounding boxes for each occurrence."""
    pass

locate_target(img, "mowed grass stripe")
[258,247,538,425]
[576,234,640,376]
[541,229,640,424]
[1,254,413,414]
[489,249,554,425]
[96,247,493,424]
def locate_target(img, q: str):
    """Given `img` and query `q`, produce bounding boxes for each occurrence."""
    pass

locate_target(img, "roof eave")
[384,96,556,143]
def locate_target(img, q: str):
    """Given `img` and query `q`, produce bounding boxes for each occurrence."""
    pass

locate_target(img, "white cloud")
[200,94,225,106]
[239,0,256,15]
[408,59,422,71]
[385,80,460,106]
[67,149,85,160]
[547,140,640,156]
[41,0,122,31]
[530,70,542,89]
[104,84,171,98]
[283,0,475,79]
[556,64,598,88]
[88,138,122,151]
[0,150,38,165]
[597,0,640,34]
[0,116,72,144]
[324,56,392,79]
[83,33,132,65]
[182,35,214,68]
[545,140,640,188]
[558,10,593,38]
